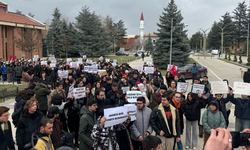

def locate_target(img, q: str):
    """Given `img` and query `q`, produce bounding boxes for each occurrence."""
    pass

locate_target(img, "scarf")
[172,98,180,115]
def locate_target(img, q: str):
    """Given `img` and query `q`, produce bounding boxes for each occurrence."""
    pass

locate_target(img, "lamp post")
[247,23,249,57]
[169,18,188,65]
[218,24,229,53]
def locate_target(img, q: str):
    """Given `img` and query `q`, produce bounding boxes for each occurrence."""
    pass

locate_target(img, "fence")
[0,87,19,103]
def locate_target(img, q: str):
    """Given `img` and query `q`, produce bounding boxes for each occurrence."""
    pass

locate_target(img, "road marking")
[194,58,233,88]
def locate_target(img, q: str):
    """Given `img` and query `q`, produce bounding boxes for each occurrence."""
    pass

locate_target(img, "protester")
[91,112,131,150]
[15,62,23,84]
[228,89,250,131]
[16,98,43,150]
[167,80,177,94]
[7,63,13,83]
[48,82,67,108]
[79,99,98,150]
[27,76,40,90]
[129,72,140,86]
[109,89,128,106]
[106,82,118,99]
[130,97,153,150]
[47,106,62,149]
[201,76,211,92]
[0,106,15,150]
[118,76,132,89]
[202,100,225,148]
[142,135,162,150]
[150,94,181,150]
[34,83,51,116]
[34,118,54,150]
[22,67,34,89]
[243,68,250,83]
[1,62,7,81]
[190,63,199,83]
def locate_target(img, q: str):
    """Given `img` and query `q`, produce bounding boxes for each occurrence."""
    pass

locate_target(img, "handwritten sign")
[176,82,189,93]
[70,62,78,68]
[67,84,74,98]
[113,59,117,63]
[126,91,142,103]
[33,58,38,62]
[100,71,108,76]
[167,65,178,71]
[67,58,72,63]
[211,81,228,94]
[51,60,57,64]
[41,61,47,66]
[137,66,143,72]
[49,57,55,61]
[125,104,137,121]
[106,59,110,62]
[191,83,205,94]
[58,70,68,79]
[34,55,39,58]
[86,60,92,64]
[104,106,128,127]
[147,61,152,66]
[122,86,130,94]
[78,58,82,64]
[144,67,154,74]
[82,55,87,58]
[50,63,56,68]
[99,56,103,60]
[233,82,250,95]
[73,87,86,99]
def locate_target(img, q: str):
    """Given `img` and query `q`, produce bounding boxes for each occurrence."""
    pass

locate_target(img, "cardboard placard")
[82,55,87,58]
[144,67,154,74]
[70,62,79,68]
[126,91,142,103]
[41,61,47,66]
[191,83,205,94]
[67,58,72,63]
[104,106,128,127]
[78,58,82,64]
[147,61,152,66]
[211,81,228,94]
[86,60,93,64]
[137,66,143,72]
[124,104,137,121]
[176,82,189,93]
[50,63,56,68]
[58,70,68,79]
[100,71,108,76]
[67,84,74,98]
[122,87,130,94]
[233,82,250,95]
[73,87,86,99]
[34,55,39,58]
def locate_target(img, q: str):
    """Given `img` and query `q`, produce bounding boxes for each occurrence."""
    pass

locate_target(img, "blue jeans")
[177,139,183,150]
[235,117,250,132]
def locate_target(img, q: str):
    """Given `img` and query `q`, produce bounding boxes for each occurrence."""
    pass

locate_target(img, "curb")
[217,58,249,69]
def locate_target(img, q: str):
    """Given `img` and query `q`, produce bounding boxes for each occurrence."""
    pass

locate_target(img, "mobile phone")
[230,131,250,148]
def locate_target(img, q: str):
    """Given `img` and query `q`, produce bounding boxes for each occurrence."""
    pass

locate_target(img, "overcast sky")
[3,0,245,37]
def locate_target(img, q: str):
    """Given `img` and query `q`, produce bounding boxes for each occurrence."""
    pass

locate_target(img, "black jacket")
[150,104,181,138]
[243,69,250,83]
[16,111,43,150]
[228,94,250,119]
[110,94,128,106]
[106,90,116,100]
[95,97,109,119]
[104,83,112,95]
[34,83,51,111]
[0,121,15,150]
[128,77,139,87]
[184,98,206,121]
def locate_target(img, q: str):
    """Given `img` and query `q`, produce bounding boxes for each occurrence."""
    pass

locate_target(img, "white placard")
[99,56,103,60]
[58,70,68,79]
[34,55,39,58]
[211,81,228,94]
[167,65,178,71]
[233,82,250,95]
[49,57,55,61]
[126,91,142,103]
[50,63,56,68]
[92,62,97,65]
[85,66,98,73]
[104,106,128,127]
[70,62,78,68]
[41,61,47,66]
[125,104,137,121]
[86,60,93,64]
[33,58,38,61]
[73,87,86,99]
[113,59,117,62]
[176,82,189,93]
[50,60,57,64]
[137,66,143,72]
[106,59,110,62]
[78,58,82,64]
[191,84,205,94]
[67,58,72,63]
[122,87,130,94]
[67,84,74,98]
[147,61,152,66]
[112,63,117,66]
[144,67,154,74]
[83,55,87,58]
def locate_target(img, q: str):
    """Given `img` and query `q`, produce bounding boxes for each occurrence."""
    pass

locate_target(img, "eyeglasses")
[175,96,181,99]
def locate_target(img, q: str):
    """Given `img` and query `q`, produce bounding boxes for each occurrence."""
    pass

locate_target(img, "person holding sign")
[228,90,250,132]
[109,89,128,106]
[150,94,181,150]
[91,111,131,150]
[130,97,153,150]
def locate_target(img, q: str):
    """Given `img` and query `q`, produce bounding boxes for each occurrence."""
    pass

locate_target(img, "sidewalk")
[127,56,152,69]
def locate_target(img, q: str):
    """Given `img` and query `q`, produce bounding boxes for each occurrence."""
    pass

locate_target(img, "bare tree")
[15,25,38,59]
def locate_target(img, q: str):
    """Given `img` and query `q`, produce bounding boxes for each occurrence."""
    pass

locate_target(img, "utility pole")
[200,28,209,54]
[170,18,173,65]
[218,24,229,53]
[247,23,249,57]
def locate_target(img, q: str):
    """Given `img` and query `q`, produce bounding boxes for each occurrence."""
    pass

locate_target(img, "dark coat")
[95,97,109,119]
[0,121,15,150]
[243,69,250,83]
[110,94,128,106]
[128,77,139,87]
[106,90,116,100]
[184,98,206,121]
[16,111,43,150]
[79,106,96,150]
[34,83,51,111]
[228,94,250,119]
[104,83,112,95]
[15,65,23,76]
[50,119,62,149]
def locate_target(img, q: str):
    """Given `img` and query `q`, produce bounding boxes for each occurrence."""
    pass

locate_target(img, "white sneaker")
[185,146,190,149]
[193,147,196,150]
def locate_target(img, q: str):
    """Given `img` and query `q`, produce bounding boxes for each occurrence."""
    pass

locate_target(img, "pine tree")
[46,8,63,57]
[152,0,189,69]
[207,21,221,49]
[189,31,202,51]
[75,6,111,57]
[42,38,47,57]
[68,22,80,57]
[145,34,154,52]
[60,19,71,58]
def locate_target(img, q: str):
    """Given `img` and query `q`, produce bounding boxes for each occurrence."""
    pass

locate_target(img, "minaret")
[139,12,145,50]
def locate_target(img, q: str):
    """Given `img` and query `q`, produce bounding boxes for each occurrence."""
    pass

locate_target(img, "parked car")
[211,50,219,55]
[115,51,129,56]
[177,64,207,79]
[190,50,195,54]
[207,50,211,53]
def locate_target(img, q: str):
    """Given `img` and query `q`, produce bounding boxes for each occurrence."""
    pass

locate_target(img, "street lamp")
[218,24,230,53]
[169,18,188,65]
[247,23,249,57]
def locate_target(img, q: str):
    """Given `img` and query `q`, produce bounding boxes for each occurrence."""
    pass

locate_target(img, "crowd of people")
[0,57,250,150]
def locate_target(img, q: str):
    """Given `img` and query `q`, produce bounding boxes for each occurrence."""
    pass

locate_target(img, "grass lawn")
[57,56,140,65]
[0,85,24,102]
[159,58,199,76]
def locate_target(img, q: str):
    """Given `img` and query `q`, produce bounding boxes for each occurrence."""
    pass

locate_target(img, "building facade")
[0,1,45,60]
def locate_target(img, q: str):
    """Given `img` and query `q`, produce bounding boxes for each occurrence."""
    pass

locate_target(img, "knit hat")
[209,100,219,110]
[135,81,141,86]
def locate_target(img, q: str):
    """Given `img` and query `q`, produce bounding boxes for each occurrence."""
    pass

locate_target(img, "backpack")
[12,101,26,127]
[60,131,76,149]
[24,132,51,150]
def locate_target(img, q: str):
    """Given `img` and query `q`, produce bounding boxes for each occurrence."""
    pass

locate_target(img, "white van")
[211,50,219,55]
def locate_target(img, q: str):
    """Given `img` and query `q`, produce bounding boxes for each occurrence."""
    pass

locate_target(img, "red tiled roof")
[140,12,144,21]
[143,33,158,37]
[0,11,42,26]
